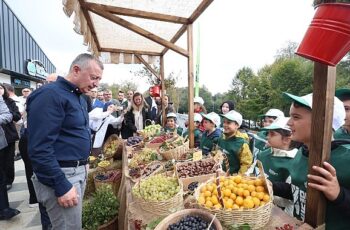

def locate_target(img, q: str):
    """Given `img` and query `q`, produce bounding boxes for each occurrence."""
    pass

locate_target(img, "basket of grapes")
[132,174,184,216]
[94,169,122,196]
[159,136,189,160]
[154,209,222,230]
[103,134,123,160]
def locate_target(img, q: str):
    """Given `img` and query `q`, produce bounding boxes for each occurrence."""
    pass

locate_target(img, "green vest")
[255,130,269,151]
[290,145,350,229]
[183,128,202,147]
[218,135,246,174]
[334,127,350,140]
[200,129,221,154]
[257,148,296,183]
[165,127,183,136]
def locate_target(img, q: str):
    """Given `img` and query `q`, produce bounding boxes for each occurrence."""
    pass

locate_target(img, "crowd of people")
[0,53,349,229]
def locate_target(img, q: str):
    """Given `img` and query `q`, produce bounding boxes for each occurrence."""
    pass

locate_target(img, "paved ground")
[0,159,41,230]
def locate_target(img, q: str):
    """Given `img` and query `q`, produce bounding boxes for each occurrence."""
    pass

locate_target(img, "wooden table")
[117,144,312,229]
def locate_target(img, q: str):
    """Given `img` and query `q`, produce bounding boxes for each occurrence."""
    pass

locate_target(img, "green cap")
[335,88,350,100]
[283,92,312,109]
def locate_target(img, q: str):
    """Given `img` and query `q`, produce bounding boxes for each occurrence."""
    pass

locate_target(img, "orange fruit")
[247,180,255,185]
[251,191,257,197]
[230,193,237,201]
[206,184,214,192]
[232,187,238,194]
[263,194,270,202]
[214,203,222,209]
[200,186,207,193]
[242,184,249,189]
[211,196,219,205]
[235,196,244,206]
[256,186,265,193]
[243,190,250,197]
[224,180,229,186]
[254,178,263,186]
[219,176,225,182]
[260,201,266,206]
[205,200,213,208]
[256,192,264,200]
[233,175,242,184]
[225,199,234,209]
[243,198,255,209]
[213,189,218,195]
[237,188,244,196]
[198,196,205,205]
[232,204,240,209]
[223,189,232,197]
[247,185,256,193]
[204,191,212,197]
[252,197,260,207]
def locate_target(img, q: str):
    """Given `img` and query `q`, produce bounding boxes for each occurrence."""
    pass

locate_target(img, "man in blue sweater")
[27,53,103,229]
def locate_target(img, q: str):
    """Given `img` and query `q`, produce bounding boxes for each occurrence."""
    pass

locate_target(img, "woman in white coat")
[89,104,124,156]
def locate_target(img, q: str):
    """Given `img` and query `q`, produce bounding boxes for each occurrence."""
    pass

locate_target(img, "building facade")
[0,0,55,95]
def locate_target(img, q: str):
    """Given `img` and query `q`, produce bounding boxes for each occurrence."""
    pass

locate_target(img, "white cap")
[263,109,285,118]
[202,112,221,127]
[166,112,177,119]
[263,117,291,132]
[284,92,345,131]
[194,113,202,123]
[220,110,243,127]
[194,96,204,105]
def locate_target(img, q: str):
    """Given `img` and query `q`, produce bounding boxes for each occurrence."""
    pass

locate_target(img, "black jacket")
[2,97,21,143]
[121,107,150,139]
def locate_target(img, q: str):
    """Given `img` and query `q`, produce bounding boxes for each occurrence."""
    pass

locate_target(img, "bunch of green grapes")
[129,148,158,168]
[132,174,180,201]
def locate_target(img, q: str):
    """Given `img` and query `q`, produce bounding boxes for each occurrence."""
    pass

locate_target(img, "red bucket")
[149,85,161,97]
[296,3,350,66]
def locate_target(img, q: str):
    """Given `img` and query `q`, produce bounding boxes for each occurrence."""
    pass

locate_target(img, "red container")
[149,85,161,97]
[296,3,350,66]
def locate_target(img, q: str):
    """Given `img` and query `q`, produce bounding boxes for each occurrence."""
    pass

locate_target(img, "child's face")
[203,119,215,131]
[166,118,176,129]
[343,99,350,131]
[287,104,312,145]
[221,103,230,114]
[267,131,288,149]
[194,121,200,128]
[223,119,239,134]
[263,116,275,127]
[194,103,201,111]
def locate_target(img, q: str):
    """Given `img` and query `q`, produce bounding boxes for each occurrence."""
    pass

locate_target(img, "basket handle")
[215,171,225,208]
[256,160,272,194]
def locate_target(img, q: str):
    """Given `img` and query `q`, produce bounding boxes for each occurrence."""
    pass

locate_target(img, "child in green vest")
[334,88,350,139]
[199,112,222,155]
[274,92,350,229]
[218,110,253,174]
[257,116,300,215]
[182,113,203,148]
[164,112,183,136]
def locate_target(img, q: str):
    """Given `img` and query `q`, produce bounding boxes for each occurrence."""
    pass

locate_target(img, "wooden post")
[160,55,166,126]
[305,62,336,228]
[187,24,194,148]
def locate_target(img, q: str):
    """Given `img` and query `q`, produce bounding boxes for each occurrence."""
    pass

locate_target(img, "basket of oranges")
[194,165,273,229]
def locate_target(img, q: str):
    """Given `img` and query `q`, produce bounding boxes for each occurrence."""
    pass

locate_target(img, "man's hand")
[107,105,116,114]
[308,161,340,201]
[57,186,79,208]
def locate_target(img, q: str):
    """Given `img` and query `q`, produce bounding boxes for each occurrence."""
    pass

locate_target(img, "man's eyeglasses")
[104,93,112,96]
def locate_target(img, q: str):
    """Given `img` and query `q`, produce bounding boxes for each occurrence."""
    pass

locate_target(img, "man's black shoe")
[0,208,20,220]
[14,154,22,161]
[6,185,12,191]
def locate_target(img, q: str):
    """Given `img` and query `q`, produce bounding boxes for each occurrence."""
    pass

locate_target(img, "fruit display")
[129,148,158,168]
[167,215,215,230]
[141,162,162,178]
[159,136,185,152]
[164,160,175,171]
[103,138,120,158]
[127,136,143,146]
[188,181,199,192]
[88,156,98,168]
[132,174,180,201]
[140,124,162,138]
[197,175,270,210]
[176,159,219,178]
[97,160,111,168]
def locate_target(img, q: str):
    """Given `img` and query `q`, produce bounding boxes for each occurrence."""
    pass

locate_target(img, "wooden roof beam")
[78,0,101,50]
[135,54,160,79]
[85,4,189,57]
[83,2,189,24]
[161,0,214,56]
[100,48,161,56]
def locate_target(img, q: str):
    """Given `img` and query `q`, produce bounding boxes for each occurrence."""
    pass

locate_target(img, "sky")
[4,0,315,94]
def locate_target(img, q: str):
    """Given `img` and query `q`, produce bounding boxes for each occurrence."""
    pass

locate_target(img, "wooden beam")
[78,0,101,51]
[135,54,160,79]
[161,0,214,55]
[83,2,189,24]
[160,56,166,126]
[187,24,194,148]
[85,4,189,57]
[100,48,161,56]
[305,63,336,228]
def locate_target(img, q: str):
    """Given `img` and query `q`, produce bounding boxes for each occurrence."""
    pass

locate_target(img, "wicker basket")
[159,141,189,160]
[94,169,122,197]
[154,209,223,230]
[176,158,223,191]
[132,176,184,216]
[194,174,273,229]
[103,134,123,159]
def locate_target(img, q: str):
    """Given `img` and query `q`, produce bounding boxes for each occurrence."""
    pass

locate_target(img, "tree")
[275,41,299,60]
